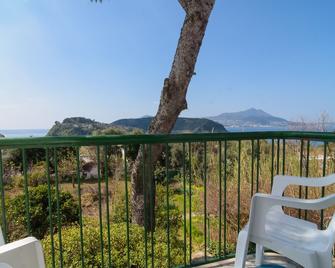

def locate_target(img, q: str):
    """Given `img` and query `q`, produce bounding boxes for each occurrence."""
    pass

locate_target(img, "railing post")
[45,148,55,268]
[123,146,130,267]
[0,149,7,243]
[75,147,85,268]
[22,149,31,236]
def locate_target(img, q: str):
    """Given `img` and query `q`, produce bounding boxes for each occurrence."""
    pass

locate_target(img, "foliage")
[57,150,77,184]
[110,187,131,223]
[4,147,76,173]
[6,148,46,169]
[42,220,184,268]
[4,185,79,240]
[155,185,182,231]
[10,161,48,187]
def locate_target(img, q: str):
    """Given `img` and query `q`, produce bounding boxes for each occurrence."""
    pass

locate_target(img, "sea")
[1,127,286,138]
[0,126,334,138]
[0,129,49,138]
[226,126,288,132]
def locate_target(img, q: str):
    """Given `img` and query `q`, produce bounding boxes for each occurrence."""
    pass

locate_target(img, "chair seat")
[264,212,329,252]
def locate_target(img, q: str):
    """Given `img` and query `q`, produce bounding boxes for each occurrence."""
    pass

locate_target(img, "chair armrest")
[271,174,335,196]
[253,193,335,211]
[0,237,45,267]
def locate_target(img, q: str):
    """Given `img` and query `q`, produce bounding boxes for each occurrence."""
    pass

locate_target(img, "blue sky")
[0,0,334,129]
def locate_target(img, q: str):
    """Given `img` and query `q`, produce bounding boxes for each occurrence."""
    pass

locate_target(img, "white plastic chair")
[235,174,335,268]
[0,228,45,268]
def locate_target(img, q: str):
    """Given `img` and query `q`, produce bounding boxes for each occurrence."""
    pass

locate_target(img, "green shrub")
[42,223,134,268]
[155,185,182,232]
[4,185,79,241]
[10,161,53,188]
[9,162,47,188]
[111,192,130,223]
[29,162,48,186]
[11,173,24,188]
[42,219,184,268]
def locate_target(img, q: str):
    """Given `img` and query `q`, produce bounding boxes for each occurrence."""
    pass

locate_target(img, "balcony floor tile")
[197,253,303,268]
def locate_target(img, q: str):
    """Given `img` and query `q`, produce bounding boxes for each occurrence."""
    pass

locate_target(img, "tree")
[130,0,216,227]
[318,111,331,132]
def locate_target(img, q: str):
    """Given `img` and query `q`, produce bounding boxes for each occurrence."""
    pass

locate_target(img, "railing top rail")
[0,131,335,149]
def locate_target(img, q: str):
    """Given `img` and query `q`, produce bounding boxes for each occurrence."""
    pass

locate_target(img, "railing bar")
[96,146,104,267]
[45,148,55,268]
[282,139,286,175]
[251,140,254,198]
[123,146,130,268]
[75,147,85,268]
[299,139,304,219]
[271,139,274,188]
[104,146,112,267]
[53,148,63,267]
[166,143,171,267]
[5,131,335,149]
[304,140,310,220]
[22,148,31,235]
[0,150,7,243]
[183,142,187,267]
[188,142,192,265]
[276,139,280,175]
[237,140,241,233]
[321,141,327,230]
[224,140,227,256]
[204,141,207,261]
[143,145,148,268]
[149,144,154,268]
[256,140,260,192]
[218,141,222,258]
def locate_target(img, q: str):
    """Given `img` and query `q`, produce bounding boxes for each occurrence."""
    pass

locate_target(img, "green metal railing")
[0,131,335,267]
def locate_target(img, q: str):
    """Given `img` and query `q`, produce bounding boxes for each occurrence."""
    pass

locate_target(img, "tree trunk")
[131,0,216,227]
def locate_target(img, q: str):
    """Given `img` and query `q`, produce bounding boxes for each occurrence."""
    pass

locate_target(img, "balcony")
[0,131,334,267]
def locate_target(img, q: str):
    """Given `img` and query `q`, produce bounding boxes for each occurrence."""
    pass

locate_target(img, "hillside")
[48,117,108,136]
[208,108,289,127]
[47,117,137,136]
[48,116,226,136]
[112,117,227,133]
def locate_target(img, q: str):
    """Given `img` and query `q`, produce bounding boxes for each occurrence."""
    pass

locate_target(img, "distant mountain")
[48,116,227,136]
[112,117,227,133]
[0,133,4,138]
[208,108,289,127]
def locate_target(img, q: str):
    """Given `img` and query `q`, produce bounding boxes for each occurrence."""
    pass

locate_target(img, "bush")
[42,219,184,268]
[4,185,79,241]
[155,185,182,232]
[8,162,47,188]
[111,192,130,223]
[42,223,165,268]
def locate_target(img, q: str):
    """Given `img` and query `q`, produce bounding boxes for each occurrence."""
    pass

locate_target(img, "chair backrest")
[271,174,335,196]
